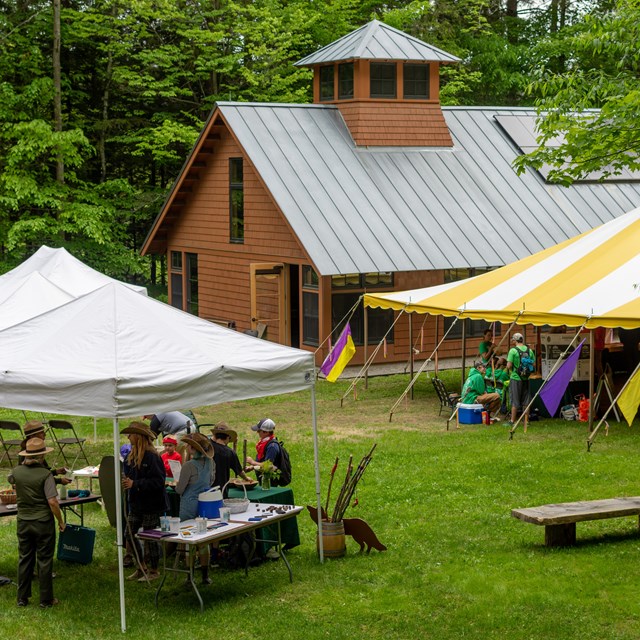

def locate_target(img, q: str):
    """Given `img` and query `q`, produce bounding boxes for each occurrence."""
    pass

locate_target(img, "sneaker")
[265,548,280,560]
[39,598,59,609]
[138,570,160,583]
[126,569,143,581]
[17,599,28,607]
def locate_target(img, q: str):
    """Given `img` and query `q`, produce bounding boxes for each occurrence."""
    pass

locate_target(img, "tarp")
[0,282,315,414]
[0,277,319,632]
[365,206,640,329]
[0,245,147,297]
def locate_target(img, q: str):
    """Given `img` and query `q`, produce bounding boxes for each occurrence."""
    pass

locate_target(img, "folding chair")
[0,421,24,467]
[431,377,461,417]
[47,419,89,469]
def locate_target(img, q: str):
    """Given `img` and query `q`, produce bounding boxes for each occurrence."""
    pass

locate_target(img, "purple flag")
[539,339,585,417]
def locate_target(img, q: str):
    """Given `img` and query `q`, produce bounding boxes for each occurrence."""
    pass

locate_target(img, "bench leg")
[545,523,576,547]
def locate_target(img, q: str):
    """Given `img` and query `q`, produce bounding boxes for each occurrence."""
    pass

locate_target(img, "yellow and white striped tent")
[365,206,640,329]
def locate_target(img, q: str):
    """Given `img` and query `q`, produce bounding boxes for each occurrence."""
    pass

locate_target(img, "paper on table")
[168,459,181,483]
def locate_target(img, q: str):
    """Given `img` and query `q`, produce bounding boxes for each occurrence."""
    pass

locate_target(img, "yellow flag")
[618,367,640,426]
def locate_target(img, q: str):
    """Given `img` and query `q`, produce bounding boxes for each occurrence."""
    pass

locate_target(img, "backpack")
[271,438,292,487]
[516,347,535,379]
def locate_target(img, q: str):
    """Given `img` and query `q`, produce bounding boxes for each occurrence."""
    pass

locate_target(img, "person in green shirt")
[461,361,501,418]
[9,437,66,608]
[507,332,536,426]
[478,329,498,368]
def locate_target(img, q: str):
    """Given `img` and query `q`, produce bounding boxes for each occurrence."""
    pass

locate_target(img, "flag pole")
[587,359,640,451]
[509,323,586,439]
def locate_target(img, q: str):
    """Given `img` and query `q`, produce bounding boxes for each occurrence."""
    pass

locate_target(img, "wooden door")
[250,263,288,344]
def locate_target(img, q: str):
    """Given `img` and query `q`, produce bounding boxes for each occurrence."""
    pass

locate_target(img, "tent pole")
[364,306,369,390]
[589,329,595,432]
[113,417,126,632]
[311,385,324,562]
[461,321,467,392]
[409,313,414,400]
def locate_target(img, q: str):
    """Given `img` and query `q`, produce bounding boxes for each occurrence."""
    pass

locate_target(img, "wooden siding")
[166,122,308,334]
[337,100,453,147]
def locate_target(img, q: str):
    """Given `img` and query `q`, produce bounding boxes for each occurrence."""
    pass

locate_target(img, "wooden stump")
[545,523,576,547]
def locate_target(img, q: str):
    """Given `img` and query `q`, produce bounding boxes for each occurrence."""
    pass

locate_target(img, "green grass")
[2,373,640,639]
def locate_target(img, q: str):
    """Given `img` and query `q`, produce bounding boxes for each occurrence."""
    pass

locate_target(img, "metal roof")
[216,102,640,276]
[295,20,460,66]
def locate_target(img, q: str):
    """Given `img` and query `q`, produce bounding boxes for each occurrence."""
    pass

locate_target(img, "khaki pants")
[476,392,501,415]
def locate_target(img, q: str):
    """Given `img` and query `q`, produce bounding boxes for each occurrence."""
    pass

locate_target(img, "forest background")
[0,0,637,286]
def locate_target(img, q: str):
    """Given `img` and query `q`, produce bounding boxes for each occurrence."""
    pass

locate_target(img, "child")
[161,436,182,478]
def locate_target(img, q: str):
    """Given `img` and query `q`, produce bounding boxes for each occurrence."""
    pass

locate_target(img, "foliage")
[514,0,640,184]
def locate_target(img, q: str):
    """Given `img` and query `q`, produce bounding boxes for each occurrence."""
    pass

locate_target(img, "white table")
[137,502,303,611]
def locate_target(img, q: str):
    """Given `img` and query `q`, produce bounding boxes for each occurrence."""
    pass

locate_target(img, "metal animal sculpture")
[307,505,387,554]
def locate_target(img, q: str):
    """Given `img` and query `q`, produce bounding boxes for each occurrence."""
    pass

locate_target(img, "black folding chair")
[47,419,89,469]
[0,421,24,467]
[431,377,460,417]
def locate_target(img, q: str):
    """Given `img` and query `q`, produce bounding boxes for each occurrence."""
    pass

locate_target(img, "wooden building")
[142,20,640,367]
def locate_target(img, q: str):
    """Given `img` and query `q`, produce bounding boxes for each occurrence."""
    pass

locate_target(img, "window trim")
[229,157,244,244]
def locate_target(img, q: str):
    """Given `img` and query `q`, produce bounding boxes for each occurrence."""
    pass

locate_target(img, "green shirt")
[461,367,486,404]
[507,345,535,381]
[9,462,56,521]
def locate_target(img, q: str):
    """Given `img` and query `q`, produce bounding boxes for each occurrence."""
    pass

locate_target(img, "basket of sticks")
[0,489,17,505]
[222,481,249,514]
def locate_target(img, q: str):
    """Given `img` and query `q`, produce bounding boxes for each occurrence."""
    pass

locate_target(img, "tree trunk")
[53,0,64,183]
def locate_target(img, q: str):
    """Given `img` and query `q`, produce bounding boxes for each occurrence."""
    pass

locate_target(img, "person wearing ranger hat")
[8,437,66,608]
[175,433,215,584]
[19,421,72,486]
[120,421,167,582]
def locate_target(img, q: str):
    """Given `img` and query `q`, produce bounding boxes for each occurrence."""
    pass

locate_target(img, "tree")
[514,0,640,184]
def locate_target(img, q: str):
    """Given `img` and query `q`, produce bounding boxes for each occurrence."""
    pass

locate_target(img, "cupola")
[295,20,460,147]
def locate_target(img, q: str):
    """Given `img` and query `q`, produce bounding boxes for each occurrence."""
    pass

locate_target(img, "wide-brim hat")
[251,418,275,432]
[120,423,155,440]
[24,420,46,437]
[211,422,238,443]
[182,434,214,459]
[19,437,54,457]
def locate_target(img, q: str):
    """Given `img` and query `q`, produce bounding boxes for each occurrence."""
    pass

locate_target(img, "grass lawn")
[1,371,640,639]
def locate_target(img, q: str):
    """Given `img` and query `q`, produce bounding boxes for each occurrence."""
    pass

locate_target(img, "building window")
[332,272,394,289]
[443,268,496,339]
[302,291,319,346]
[370,63,396,99]
[319,65,334,101]
[302,265,318,289]
[338,63,354,100]
[186,253,198,315]
[170,250,183,310]
[332,293,393,346]
[404,63,429,99]
[229,157,244,243]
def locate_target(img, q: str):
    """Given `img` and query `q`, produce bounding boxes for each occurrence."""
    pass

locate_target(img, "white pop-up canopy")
[0,281,320,632]
[0,245,147,297]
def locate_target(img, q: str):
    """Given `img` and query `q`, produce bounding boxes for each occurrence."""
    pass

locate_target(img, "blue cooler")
[198,487,224,518]
[458,403,483,424]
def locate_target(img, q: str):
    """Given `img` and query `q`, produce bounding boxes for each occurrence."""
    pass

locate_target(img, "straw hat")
[24,420,46,437]
[211,422,238,443]
[182,433,214,458]
[19,437,54,457]
[120,422,155,440]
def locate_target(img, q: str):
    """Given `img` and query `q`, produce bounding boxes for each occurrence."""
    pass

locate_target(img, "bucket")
[197,487,224,518]
[458,403,483,424]
[317,520,346,558]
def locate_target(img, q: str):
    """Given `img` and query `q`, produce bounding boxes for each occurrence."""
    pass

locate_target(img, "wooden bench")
[512,497,640,546]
